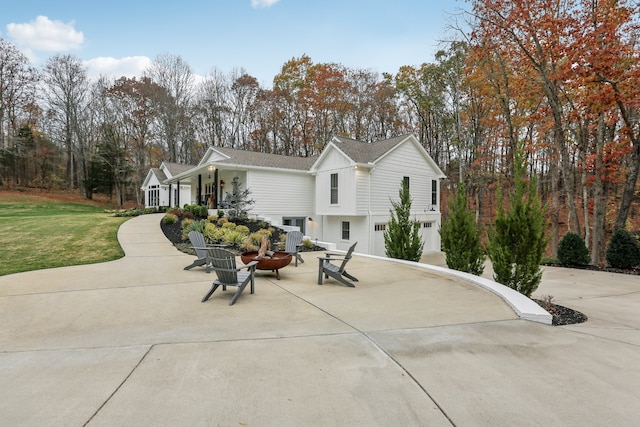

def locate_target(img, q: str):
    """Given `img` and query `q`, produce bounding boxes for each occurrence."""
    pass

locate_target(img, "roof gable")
[161,161,194,178]
[198,147,232,166]
[311,134,445,177]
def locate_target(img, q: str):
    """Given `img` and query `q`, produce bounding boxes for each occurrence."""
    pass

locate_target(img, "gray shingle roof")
[332,134,411,163]
[163,162,194,176]
[212,147,317,171]
[151,167,167,181]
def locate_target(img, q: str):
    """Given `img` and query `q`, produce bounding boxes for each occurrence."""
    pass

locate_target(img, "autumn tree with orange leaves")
[467,0,639,263]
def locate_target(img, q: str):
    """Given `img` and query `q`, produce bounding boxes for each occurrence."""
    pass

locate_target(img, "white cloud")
[6,15,84,59]
[251,0,280,8]
[83,56,152,80]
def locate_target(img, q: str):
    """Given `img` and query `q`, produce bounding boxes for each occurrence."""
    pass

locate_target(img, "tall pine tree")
[384,180,424,261]
[440,183,485,275]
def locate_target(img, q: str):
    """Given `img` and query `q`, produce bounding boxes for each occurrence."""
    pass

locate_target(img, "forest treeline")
[0,0,638,263]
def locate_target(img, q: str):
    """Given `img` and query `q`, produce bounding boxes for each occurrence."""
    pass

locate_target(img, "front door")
[283,217,306,235]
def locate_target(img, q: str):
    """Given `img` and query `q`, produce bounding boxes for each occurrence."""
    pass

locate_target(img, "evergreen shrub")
[162,213,178,225]
[487,152,548,297]
[606,228,640,269]
[557,232,590,266]
[384,180,424,262]
[440,183,485,275]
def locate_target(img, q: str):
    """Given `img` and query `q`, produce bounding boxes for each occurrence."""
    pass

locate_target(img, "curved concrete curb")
[357,253,552,325]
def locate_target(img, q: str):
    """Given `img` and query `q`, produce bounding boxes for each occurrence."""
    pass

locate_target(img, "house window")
[148,185,159,207]
[341,221,350,240]
[403,176,410,190]
[431,180,438,206]
[330,173,338,204]
[374,223,386,232]
[423,222,433,228]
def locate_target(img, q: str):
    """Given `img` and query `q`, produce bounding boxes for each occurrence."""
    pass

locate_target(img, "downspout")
[197,174,202,205]
[368,168,373,255]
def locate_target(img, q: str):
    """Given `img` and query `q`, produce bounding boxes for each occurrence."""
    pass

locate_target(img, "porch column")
[197,174,202,205]
[214,169,219,209]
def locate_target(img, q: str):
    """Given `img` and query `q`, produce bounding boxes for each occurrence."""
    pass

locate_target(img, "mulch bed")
[160,217,326,256]
[537,261,639,326]
[532,299,589,326]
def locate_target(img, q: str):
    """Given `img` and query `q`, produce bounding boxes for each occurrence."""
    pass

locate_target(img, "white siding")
[355,167,370,215]
[370,142,439,215]
[323,216,369,252]
[247,170,315,224]
[314,148,359,216]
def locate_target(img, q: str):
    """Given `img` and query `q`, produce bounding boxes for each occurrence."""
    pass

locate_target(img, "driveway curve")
[1,214,639,426]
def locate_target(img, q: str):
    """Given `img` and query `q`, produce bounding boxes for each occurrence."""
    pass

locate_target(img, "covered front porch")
[169,165,248,210]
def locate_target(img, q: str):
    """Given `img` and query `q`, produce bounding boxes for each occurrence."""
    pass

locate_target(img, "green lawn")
[0,193,130,276]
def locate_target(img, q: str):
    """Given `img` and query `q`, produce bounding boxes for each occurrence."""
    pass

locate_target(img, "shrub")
[217,217,229,226]
[606,228,640,269]
[182,211,194,220]
[240,239,259,252]
[247,230,271,246]
[181,219,206,241]
[217,209,225,218]
[384,180,424,262]
[196,205,209,217]
[557,232,590,266]
[221,221,237,230]
[487,152,548,298]
[144,208,155,214]
[203,223,219,243]
[302,238,314,249]
[162,213,178,225]
[235,225,250,236]
[204,224,226,243]
[113,208,142,217]
[223,230,245,245]
[440,183,485,275]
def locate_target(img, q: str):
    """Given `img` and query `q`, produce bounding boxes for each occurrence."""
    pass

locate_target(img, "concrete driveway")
[1,214,639,426]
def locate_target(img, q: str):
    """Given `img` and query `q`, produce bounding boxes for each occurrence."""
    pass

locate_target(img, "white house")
[142,134,446,256]
[141,161,193,208]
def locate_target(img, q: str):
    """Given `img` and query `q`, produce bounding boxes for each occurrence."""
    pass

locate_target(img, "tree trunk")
[614,135,639,230]
[591,115,606,265]
[550,155,560,258]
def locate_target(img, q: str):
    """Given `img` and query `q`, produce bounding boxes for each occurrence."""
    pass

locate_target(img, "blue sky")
[1,0,467,87]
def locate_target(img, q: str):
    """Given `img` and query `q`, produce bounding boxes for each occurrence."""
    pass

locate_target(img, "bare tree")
[0,38,38,149]
[145,53,195,163]
[42,54,90,189]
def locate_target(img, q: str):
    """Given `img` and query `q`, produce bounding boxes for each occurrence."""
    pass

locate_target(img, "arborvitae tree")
[224,176,254,220]
[487,152,548,297]
[384,180,424,262]
[440,183,485,275]
[606,228,640,269]
[557,232,590,266]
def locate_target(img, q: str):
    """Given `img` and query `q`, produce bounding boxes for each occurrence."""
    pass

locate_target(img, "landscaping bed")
[160,216,326,255]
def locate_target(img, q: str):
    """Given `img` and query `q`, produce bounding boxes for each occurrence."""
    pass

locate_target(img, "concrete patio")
[1,213,639,426]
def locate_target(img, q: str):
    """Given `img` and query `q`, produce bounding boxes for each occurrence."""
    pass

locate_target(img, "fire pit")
[240,251,292,280]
